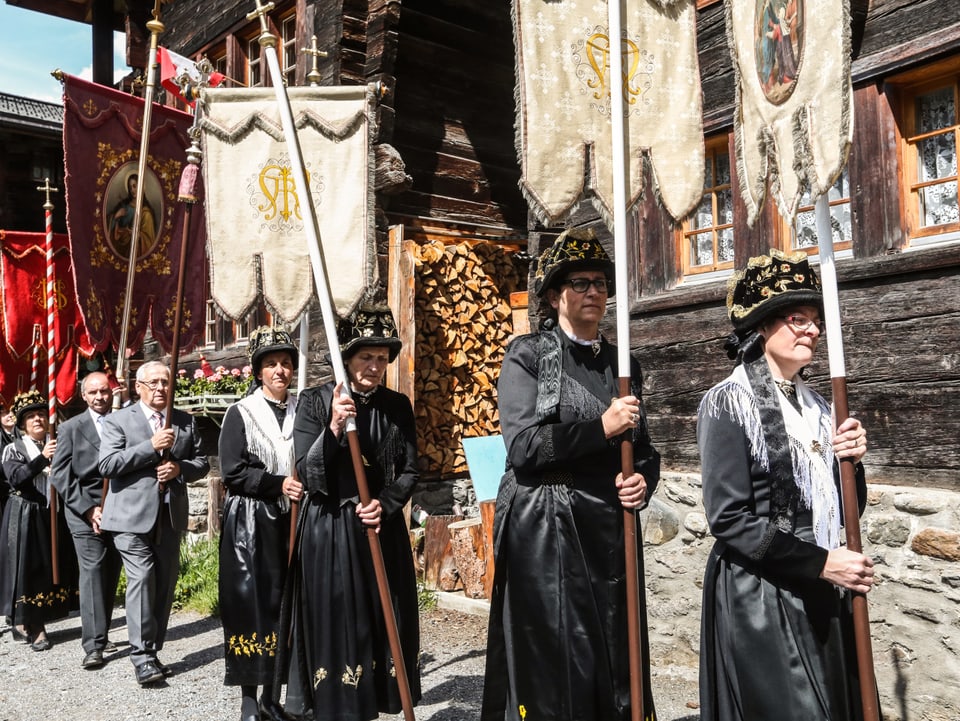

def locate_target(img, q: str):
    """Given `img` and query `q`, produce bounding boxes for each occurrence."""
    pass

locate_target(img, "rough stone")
[642,498,680,545]
[894,492,952,516]
[865,514,912,546]
[912,528,960,561]
[683,511,709,538]
[662,480,699,506]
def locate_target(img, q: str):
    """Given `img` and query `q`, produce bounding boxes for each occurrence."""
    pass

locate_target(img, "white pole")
[815,195,846,377]
[607,0,631,373]
[298,312,309,391]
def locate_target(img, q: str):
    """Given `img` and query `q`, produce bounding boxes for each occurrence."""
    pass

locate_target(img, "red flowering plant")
[175,363,253,398]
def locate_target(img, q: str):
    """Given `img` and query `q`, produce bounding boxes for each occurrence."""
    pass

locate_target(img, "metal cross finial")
[247,0,277,35]
[302,35,329,87]
[36,177,59,211]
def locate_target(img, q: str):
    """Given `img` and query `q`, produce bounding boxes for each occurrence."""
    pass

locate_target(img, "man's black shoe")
[154,658,172,676]
[135,661,164,685]
[82,649,104,669]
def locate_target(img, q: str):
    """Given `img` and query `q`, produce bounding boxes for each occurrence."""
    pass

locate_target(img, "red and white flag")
[158,46,225,106]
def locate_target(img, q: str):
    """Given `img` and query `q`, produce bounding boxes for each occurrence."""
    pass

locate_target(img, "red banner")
[0,230,94,406]
[62,74,207,355]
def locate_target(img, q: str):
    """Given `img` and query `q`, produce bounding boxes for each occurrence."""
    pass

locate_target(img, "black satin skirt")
[277,496,421,720]
[219,494,289,686]
[699,516,864,721]
[0,493,79,624]
[482,477,657,721]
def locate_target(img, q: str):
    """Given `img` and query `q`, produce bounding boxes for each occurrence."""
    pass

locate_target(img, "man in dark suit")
[51,372,122,670]
[99,361,209,685]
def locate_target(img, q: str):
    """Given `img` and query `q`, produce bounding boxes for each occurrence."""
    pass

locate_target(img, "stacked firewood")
[411,240,521,476]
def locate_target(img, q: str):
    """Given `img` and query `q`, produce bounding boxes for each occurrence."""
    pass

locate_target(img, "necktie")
[151,411,163,433]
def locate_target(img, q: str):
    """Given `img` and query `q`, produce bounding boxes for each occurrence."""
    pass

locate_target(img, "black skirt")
[220,493,290,686]
[278,496,421,720]
[0,493,79,624]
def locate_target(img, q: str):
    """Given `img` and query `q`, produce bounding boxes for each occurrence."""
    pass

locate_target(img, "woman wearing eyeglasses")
[482,227,661,721]
[697,250,874,721]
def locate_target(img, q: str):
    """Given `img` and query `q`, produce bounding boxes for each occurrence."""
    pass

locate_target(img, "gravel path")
[0,600,699,720]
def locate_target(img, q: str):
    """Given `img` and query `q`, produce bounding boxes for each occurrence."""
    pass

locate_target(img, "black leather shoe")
[154,658,172,676]
[135,661,164,685]
[259,697,295,721]
[82,649,105,668]
[30,636,52,652]
[11,625,34,644]
[240,712,261,721]
[103,639,118,653]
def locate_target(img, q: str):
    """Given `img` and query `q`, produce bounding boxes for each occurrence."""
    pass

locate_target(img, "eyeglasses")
[137,378,170,390]
[780,315,825,333]
[561,277,612,294]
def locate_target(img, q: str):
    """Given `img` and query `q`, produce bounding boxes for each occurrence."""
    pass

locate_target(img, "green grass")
[417,581,437,611]
[115,535,221,617]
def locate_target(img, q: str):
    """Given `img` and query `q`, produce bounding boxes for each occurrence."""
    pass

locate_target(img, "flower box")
[175,393,240,416]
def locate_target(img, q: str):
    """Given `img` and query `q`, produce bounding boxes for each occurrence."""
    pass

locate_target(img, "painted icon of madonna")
[753,0,803,105]
[103,163,163,260]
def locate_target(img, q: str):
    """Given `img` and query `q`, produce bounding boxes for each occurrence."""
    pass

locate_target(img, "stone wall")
[643,472,960,721]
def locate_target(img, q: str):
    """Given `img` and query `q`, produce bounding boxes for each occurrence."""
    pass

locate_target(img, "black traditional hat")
[11,389,46,428]
[337,305,402,362]
[248,326,298,374]
[727,249,823,332]
[533,227,615,297]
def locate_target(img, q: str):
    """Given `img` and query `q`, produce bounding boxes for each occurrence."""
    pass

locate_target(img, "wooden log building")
[4,0,959,498]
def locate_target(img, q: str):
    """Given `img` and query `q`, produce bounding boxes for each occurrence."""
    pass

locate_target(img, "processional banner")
[0,230,94,406]
[726,0,852,225]
[199,85,377,323]
[513,0,704,225]
[62,74,207,354]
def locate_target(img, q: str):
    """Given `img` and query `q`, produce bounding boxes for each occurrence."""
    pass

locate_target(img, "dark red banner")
[62,74,207,355]
[0,230,94,406]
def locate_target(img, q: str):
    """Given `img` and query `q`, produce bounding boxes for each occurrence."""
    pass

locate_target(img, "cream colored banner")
[513,0,704,225]
[727,0,853,225]
[199,85,376,323]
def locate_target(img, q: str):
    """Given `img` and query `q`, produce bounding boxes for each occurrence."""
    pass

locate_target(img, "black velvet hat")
[727,249,823,332]
[337,305,402,362]
[248,326,298,374]
[11,389,46,428]
[533,227,615,297]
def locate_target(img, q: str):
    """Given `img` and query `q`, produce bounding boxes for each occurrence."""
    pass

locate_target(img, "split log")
[409,240,522,476]
[479,499,497,599]
[423,514,463,592]
[448,517,489,599]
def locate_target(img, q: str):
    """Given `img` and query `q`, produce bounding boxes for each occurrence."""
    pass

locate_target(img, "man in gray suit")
[99,361,209,685]
[51,372,122,670]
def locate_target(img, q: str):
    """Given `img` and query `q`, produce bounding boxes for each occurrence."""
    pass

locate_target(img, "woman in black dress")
[219,327,303,721]
[482,227,661,721]
[0,390,78,651]
[697,249,874,721]
[277,304,420,721]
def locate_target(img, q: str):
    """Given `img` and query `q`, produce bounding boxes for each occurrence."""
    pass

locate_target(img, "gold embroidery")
[341,664,363,688]
[519,704,527,719]
[227,631,278,657]
[313,667,328,689]
[16,586,75,608]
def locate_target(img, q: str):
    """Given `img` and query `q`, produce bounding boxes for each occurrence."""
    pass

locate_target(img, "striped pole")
[37,177,60,586]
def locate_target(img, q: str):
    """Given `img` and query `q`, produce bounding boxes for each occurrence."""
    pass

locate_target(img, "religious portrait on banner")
[62,74,207,354]
[754,0,804,105]
[102,164,163,261]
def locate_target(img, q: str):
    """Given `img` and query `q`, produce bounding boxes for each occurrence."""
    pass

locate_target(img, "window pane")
[917,87,955,134]
[717,187,733,225]
[918,132,957,183]
[828,173,849,202]
[794,209,818,248]
[919,181,959,226]
[692,196,713,231]
[718,228,734,262]
[715,152,731,186]
[688,233,714,267]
